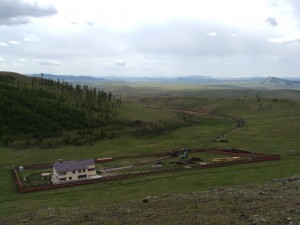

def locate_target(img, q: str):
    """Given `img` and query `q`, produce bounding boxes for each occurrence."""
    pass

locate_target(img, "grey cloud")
[21,27,127,59]
[125,21,273,57]
[265,17,278,27]
[0,0,57,26]
[114,60,127,67]
[2,15,299,77]
[86,21,95,26]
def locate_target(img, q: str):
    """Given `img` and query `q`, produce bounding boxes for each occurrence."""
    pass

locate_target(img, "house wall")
[86,164,96,176]
[52,163,97,184]
[52,169,63,184]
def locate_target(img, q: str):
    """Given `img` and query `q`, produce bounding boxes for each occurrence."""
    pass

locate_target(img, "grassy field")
[0,90,299,221]
[4,175,299,225]
[93,81,300,99]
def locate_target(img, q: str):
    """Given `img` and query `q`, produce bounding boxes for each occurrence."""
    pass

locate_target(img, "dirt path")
[168,109,245,147]
[171,109,244,132]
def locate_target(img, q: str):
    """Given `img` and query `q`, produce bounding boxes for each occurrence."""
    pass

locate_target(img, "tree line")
[31,75,122,123]
[0,74,122,142]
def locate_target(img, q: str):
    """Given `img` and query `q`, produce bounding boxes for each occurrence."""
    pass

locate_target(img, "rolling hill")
[27,74,300,96]
[0,71,300,224]
[260,76,300,88]
[0,71,121,146]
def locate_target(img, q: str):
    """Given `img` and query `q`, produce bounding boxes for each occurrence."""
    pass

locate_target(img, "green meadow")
[0,89,300,219]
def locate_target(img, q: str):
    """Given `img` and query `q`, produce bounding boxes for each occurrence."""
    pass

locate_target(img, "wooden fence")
[13,148,280,193]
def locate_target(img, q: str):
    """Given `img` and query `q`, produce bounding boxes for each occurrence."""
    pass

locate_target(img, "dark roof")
[53,159,95,173]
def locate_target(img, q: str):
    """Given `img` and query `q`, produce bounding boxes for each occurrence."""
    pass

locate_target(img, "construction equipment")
[181,147,190,159]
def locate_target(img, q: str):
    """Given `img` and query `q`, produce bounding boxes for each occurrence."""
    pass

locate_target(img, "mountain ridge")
[262,76,300,85]
[26,73,300,90]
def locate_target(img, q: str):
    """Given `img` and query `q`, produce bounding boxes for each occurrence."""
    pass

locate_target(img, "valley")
[0,72,299,224]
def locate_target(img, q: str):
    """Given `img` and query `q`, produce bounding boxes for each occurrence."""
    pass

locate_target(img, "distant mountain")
[28,74,266,84]
[285,77,300,81]
[26,73,300,90]
[29,74,105,82]
[174,76,218,83]
[260,77,300,88]
[108,75,265,83]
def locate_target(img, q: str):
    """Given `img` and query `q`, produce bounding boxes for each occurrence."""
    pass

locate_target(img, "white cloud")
[0,42,8,47]
[229,33,237,37]
[0,57,7,67]
[18,58,27,62]
[24,34,40,42]
[114,60,127,67]
[102,62,111,66]
[207,32,217,37]
[9,41,21,45]
[268,33,300,44]
[36,59,61,66]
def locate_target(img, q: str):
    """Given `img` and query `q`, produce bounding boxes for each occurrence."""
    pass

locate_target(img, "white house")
[52,159,97,185]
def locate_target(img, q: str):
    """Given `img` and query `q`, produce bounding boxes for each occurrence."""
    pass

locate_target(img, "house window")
[78,169,81,173]
[73,171,75,174]
[69,177,72,180]
[83,169,85,172]
[78,174,87,179]
[88,168,95,171]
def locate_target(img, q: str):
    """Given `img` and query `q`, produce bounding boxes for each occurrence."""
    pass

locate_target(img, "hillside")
[0,76,299,224]
[2,175,299,225]
[0,71,121,147]
[259,77,300,89]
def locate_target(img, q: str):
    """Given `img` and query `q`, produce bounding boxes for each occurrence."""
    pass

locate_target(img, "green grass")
[117,102,180,122]
[16,151,243,184]
[90,80,300,99]
[1,156,299,217]
[0,106,233,166]
[0,92,299,219]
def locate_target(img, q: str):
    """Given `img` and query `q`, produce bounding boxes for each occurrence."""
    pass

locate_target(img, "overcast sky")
[0,0,300,78]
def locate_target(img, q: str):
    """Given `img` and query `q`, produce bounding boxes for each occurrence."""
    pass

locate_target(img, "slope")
[0,71,121,144]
